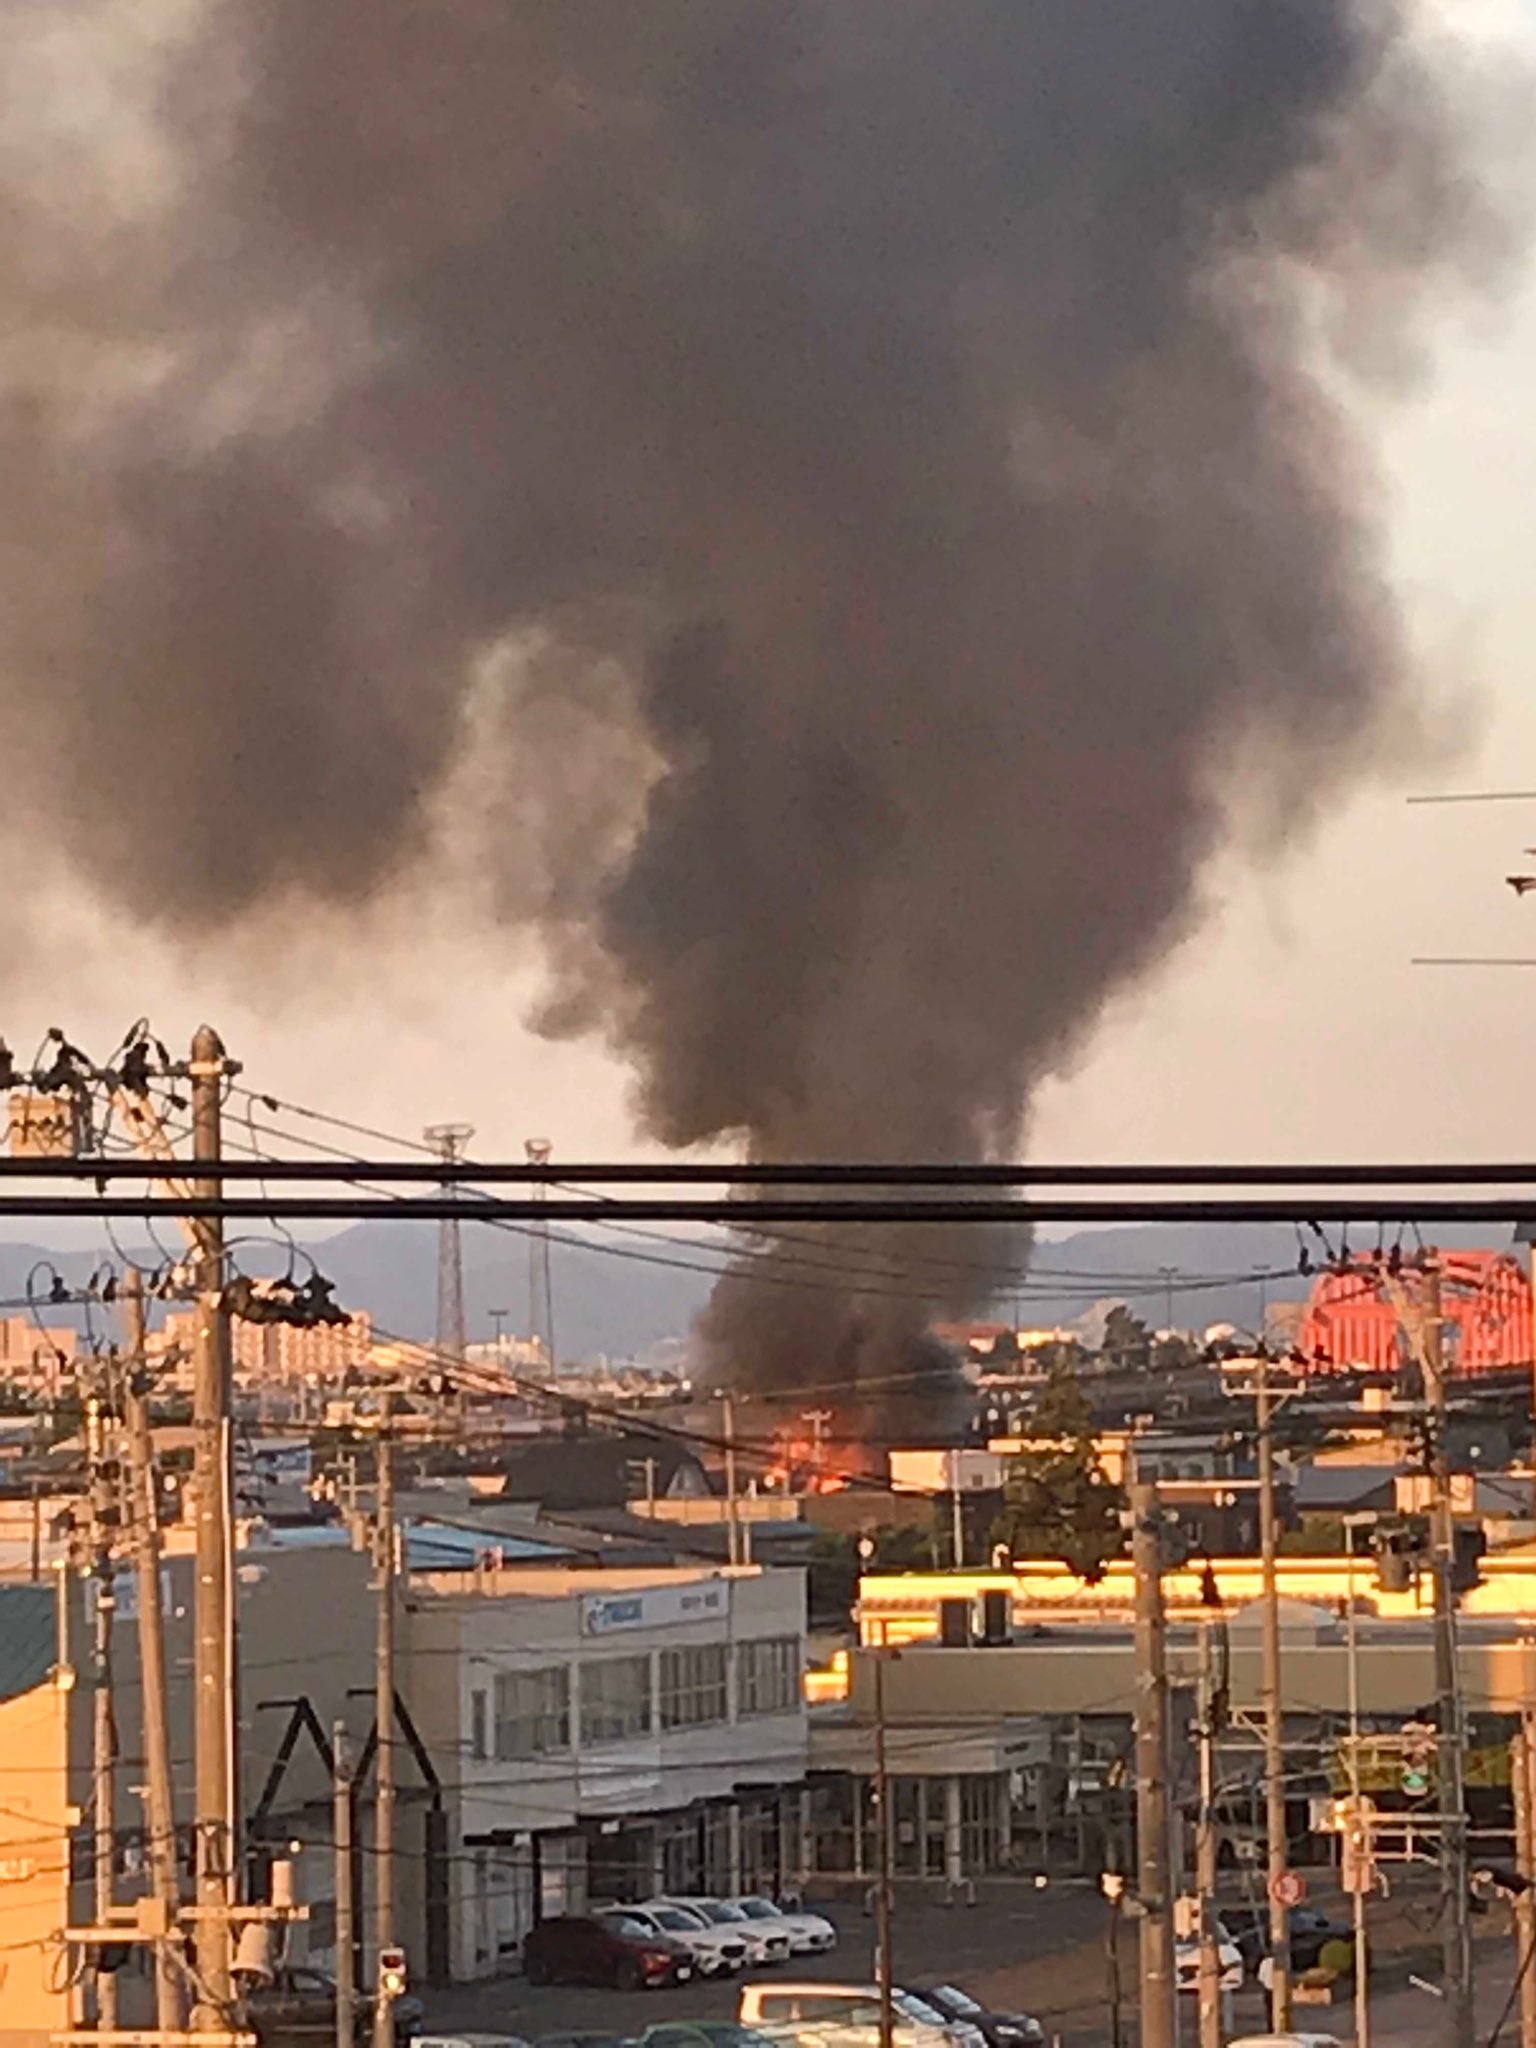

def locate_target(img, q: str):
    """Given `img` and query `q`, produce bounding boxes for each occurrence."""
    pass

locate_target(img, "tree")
[990,1363,1126,1582]
[1100,1304,1152,1370]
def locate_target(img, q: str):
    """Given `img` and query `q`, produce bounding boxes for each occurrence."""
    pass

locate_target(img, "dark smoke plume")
[0,1,1510,1419]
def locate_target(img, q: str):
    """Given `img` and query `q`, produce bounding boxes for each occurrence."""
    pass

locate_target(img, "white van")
[738,1983,955,2048]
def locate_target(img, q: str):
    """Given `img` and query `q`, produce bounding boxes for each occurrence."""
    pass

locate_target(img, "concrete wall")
[0,1674,76,2048]
[838,1629,1536,1723]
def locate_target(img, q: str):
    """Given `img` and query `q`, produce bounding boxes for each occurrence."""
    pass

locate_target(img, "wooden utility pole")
[336,1721,356,2048]
[1512,1715,1536,2048]
[1344,1515,1372,2048]
[1256,1356,1292,2031]
[1130,1481,1175,2048]
[872,1649,894,2048]
[722,1393,742,1568]
[122,1271,183,2032]
[190,1023,236,2014]
[1422,1260,1474,2048]
[1195,1623,1222,2048]
[91,1542,118,2033]
[372,1397,398,2048]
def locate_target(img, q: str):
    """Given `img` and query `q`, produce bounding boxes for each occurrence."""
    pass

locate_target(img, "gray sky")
[6,0,1536,1177]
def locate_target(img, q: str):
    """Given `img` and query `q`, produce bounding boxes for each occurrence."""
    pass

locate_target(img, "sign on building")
[581,1580,730,1637]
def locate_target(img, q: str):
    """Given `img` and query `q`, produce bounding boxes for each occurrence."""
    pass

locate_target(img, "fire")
[763,1406,883,1493]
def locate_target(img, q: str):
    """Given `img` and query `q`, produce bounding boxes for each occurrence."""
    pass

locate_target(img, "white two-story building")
[405,1563,810,1979]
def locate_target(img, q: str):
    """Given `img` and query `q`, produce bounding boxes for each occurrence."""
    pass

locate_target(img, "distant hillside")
[2,1217,1519,1365]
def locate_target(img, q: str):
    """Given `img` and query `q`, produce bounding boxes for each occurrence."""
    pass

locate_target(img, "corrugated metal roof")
[405,1520,576,1569]
[0,1583,56,1701]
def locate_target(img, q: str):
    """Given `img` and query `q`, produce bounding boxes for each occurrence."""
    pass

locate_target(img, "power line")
[10,1152,1536,1185]
[0,1193,1531,1223]
[81,1097,1323,1308]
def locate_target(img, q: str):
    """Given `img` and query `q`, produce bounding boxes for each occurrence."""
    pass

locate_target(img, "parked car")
[1227,2036,1340,2048]
[1173,1935,1244,1995]
[916,1985,1044,2048]
[537,2035,637,2048]
[1223,1905,1354,1976]
[1286,1909,1356,1973]
[418,2036,533,2048]
[730,1897,838,1957]
[662,1898,792,1967]
[630,1901,750,1974]
[243,1965,422,2046]
[893,1994,984,2048]
[633,2026,781,2048]
[523,1912,695,1990]
[738,1982,954,2048]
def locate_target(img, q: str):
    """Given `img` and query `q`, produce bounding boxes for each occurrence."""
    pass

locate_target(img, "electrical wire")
[176,1101,1311,1318]
[230,1091,1307,1299]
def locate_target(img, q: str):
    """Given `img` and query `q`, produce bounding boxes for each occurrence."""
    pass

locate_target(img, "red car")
[522,1913,695,1991]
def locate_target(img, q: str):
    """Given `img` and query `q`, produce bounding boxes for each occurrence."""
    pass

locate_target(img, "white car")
[623,1901,749,1975]
[739,1983,952,2048]
[667,1897,793,1966]
[1174,1937,1243,1994]
[895,1993,985,2048]
[730,1894,838,1956]
[1227,2037,1340,2048]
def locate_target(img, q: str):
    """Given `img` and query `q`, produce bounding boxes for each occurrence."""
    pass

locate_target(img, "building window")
[659,1642,728,1730]
[493,1665,571,1760]
[470,1686,489,1762]
[580,1653,653,1745]
[737,1636,801,1717]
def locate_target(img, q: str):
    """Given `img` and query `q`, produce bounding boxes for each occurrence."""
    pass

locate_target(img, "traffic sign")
[1269,1869,1307,1909]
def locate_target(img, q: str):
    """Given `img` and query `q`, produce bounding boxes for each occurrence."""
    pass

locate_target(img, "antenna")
[1406,791,1536,805]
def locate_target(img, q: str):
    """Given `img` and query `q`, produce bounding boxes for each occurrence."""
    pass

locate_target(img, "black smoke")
[0,1,1511,1415]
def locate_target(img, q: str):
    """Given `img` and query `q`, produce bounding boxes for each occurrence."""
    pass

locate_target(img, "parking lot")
[413,1872,1529,2048]
[416,1881,1114,2044]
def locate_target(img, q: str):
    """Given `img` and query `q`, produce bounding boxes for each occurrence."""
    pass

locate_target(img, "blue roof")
[237,1516,575,1568]
[0,1584,56,1701]
[405,1519,576,1570]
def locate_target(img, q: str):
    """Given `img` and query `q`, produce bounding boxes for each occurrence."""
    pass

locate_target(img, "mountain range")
[2,1218,1519,1365]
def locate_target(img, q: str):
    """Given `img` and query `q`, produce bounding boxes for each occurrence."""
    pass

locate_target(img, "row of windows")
[472,1636,801,1760]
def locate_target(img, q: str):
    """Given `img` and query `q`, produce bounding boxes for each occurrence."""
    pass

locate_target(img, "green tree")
[990,1364,1126,1582]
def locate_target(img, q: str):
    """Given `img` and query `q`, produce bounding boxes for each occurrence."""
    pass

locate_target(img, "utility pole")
[372,1396,398,2048]
[872,1649,894,2048]
[91,1530,118,2033]
[722,1393,742,1568]
[190,1022,236,2015]
[1511,1711,1536,2048]
[335,1721,356,2048]
[1195,1622,1222,2048]
[1130,1479,1176,2048]
[1422,1258,1475,2048]
[1345,1514,1372,2048]
[122,1271,183,2033]
[801,1409,832,1488]
[1257,1354,1292,2032]
[947,1448,965,1569]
